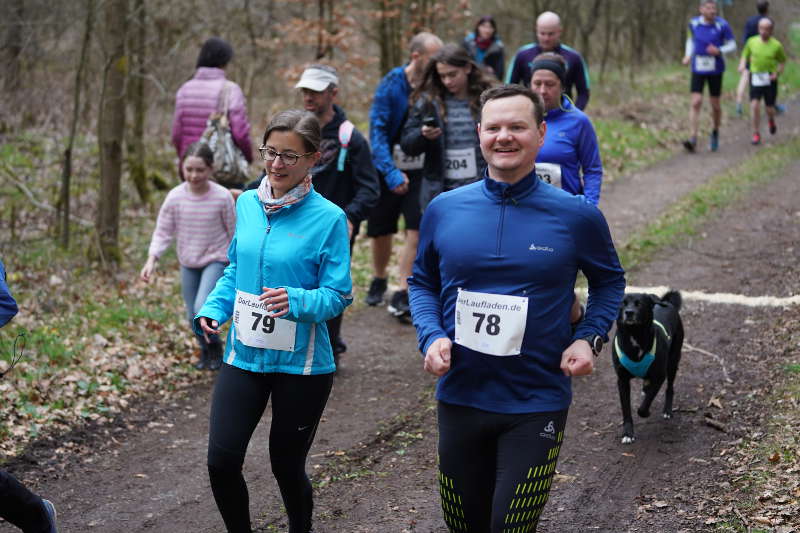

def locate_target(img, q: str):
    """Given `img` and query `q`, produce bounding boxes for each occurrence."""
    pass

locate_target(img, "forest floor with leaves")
[2,92,800,532]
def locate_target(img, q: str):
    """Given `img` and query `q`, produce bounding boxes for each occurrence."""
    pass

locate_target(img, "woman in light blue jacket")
[195,109,352,533]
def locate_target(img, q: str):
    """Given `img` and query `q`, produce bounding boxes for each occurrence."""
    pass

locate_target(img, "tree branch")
[0,163,93,227]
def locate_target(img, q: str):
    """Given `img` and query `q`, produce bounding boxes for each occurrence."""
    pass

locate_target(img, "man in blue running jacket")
[408,85,625,532]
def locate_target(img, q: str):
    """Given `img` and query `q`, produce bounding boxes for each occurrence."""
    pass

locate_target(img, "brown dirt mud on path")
[2,101,799,532]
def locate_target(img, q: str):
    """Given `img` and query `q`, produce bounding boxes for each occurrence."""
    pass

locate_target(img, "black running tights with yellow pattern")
[437,401,568,533]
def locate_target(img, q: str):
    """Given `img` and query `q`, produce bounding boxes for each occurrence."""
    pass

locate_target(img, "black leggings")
[0,470,49,532]
[207,364,333,533]
[437,402,569,533]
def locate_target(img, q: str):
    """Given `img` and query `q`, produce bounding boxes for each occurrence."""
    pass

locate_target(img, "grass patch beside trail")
[617,135,800,273]
[706,309,800,532]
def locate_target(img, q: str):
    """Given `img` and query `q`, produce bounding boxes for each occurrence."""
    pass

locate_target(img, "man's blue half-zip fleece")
[408,171,625,414]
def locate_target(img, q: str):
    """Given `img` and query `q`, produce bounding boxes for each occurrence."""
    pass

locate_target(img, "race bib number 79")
[454,289,528,356]
[234,290,297,351]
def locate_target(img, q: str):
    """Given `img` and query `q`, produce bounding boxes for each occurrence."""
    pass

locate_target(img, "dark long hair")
[411,43,496,121]
[474,15,498,40]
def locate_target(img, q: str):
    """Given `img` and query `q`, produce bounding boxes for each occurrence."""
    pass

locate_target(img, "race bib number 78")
[454,289,528,356]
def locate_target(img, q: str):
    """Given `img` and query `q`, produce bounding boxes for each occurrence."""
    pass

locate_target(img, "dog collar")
[615,320,669,378]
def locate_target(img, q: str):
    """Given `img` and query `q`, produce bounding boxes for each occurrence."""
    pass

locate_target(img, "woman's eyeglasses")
[258,146,314,166]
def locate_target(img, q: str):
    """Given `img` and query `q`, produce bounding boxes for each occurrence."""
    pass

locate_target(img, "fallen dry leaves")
[690,309,800,530]
[0,263,215,457]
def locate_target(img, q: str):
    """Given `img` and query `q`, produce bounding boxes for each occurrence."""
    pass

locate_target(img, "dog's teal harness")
[615,320,670,378]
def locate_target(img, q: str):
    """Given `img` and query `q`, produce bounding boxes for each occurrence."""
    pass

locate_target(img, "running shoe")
[42,499,58,533]
[709,130,719,152]
[751,132,761,145]
[365,277,387,306]
[388,289,411,322]
[769,119,777,135]
[736,102,743,117]
[682,137,697,153]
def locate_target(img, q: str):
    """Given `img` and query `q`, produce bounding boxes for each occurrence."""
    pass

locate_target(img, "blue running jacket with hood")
[194,188,353,375]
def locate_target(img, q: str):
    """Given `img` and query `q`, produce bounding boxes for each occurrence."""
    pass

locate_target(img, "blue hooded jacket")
[536,95,603,205]
[369,66,412,190]
[194,188,352,375]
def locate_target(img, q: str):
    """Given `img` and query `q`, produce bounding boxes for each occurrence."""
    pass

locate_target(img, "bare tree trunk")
[376,0,403,76]
[598,0,613,82]
[60,0,95,248]
[95,0,129,265]
[575,0,603,62]
[128,0,149,206]
[2,0,25,92]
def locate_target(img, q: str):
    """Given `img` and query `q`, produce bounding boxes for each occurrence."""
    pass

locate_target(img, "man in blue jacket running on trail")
[408,85,625,532]
[681,0,737,153]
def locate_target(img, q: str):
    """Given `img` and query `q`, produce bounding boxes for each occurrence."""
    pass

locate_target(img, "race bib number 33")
[234,290,297,351]
[454,289,528,356]
[535,162,562,189]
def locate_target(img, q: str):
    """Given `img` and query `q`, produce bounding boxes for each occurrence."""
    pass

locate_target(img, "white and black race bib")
[454,289,528,356]
[535,163,563,189]
[444,147,477,180]
[695,55,715,72]
[233,290,296,351]
[751,71,771,87]
[392,144,425,171]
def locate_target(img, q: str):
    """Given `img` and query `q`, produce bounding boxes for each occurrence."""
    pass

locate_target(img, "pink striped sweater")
[147,182,236,268]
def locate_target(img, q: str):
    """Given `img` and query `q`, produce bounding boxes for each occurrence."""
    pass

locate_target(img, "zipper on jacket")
[258,211,271,288]
[496,193,507,256]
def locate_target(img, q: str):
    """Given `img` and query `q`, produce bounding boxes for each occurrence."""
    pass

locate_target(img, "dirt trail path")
[2,102,799,533]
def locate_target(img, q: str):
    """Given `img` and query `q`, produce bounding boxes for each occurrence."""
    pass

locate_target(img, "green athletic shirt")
[742,36,786,73]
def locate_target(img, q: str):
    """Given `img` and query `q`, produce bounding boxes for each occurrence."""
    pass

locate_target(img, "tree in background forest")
[0,0,793,267]
[95,0,129,264]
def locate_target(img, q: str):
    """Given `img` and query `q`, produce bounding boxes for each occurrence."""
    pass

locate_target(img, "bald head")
[758,16,774,39]
[536,11,562,51]
[407,32,443,79]
[537,11,561,28]
[409,32,443,57]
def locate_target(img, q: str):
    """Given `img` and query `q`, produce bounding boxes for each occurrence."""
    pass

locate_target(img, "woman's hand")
[259,287,290,318]
[199,317,221,344]
[140,256,157,283]
[421,125,442,140]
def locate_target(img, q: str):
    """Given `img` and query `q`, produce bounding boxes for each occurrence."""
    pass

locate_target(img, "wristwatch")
[580,335,603,356]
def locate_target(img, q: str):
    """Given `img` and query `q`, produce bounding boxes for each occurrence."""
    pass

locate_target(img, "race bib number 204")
[234,290,297,351]
[454,289,528,356]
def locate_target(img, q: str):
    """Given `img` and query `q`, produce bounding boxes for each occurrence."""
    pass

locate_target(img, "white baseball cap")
[294,66,339,92]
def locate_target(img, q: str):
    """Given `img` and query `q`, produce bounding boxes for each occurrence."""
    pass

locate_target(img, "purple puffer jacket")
[171,67,253,163]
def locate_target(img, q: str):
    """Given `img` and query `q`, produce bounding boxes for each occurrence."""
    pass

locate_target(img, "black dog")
[611,290,684,444]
